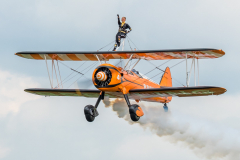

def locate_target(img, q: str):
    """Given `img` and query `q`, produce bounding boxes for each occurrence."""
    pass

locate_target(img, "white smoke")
[0,69,40,117]
[103,98,240,160]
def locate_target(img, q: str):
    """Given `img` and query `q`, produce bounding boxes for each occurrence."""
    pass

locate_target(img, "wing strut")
[186,53,188,87]
[95,54,102,64]
[130,58,141,71]
[186,52,200,87]
[197,58,199,86]
[44,54,63,89]
[56,60,63,88]
[123,54,133,70]
[44,54,53,88]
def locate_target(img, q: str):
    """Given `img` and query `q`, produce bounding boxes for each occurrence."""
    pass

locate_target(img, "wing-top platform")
[24,86,226,103]
[15,48,225,61]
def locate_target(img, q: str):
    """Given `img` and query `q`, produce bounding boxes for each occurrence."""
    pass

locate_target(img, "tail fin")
[159,67,172,87]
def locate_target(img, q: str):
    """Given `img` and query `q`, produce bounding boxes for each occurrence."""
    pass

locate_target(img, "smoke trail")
[103,98,240,160]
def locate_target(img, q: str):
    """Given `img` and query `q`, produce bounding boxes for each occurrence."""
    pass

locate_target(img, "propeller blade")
[77,78,94,89]
[110,59,125,67]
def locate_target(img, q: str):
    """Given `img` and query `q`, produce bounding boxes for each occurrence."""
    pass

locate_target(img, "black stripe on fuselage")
[95,83,122,88]
[122,78,143,87]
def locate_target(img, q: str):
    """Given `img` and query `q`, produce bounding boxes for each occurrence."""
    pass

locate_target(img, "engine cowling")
[92,64,122,91]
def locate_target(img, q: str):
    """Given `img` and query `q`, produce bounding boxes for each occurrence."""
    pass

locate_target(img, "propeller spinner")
[96,71,108,81]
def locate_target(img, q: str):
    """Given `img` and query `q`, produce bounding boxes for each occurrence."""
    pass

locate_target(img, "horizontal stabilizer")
[16,48,225,61]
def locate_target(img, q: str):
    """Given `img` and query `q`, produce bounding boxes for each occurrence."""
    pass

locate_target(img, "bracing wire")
[127,37,133,51]
[44,55,53,88]
[146,59,186,86]
[122,60,172,88]
[62,62,97,87]
[122,58,186,89]
[98,40,115,51]
[170,60,185,68]
[54,61,94,88]
[56,60,63,88]
[67,62,98,88]
[170,60,186,86]
[127,35,139,50]
[115,57,123,68]
[172,77,185,87]
[108,44,114,51]
[146,59,186,87]
[130,71,165,90]
[58,61,86,83]
[128,59,132,70]
[53,60,60,89]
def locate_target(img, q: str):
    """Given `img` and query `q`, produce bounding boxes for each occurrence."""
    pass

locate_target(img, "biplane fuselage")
[92,63,172,103]
[15,48,226,122]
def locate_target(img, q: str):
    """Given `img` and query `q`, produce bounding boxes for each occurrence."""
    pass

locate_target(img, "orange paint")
[31,54,43,60]
[159,67,172,87]
[92,63,173,104]
[85,54,98,61]
[136,106,144,117]
[66,54,81,61]
[48,54,63,61]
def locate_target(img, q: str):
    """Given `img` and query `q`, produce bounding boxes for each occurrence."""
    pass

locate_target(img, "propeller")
[109,59,126,68]
[77,77,94,89]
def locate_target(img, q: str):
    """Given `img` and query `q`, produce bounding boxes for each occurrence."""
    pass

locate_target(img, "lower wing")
[25,86,226,103]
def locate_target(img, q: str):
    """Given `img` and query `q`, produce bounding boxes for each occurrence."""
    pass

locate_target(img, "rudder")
[159,67,172,87]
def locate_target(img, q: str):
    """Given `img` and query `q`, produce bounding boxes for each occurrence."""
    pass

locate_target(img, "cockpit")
[131,69,143,78]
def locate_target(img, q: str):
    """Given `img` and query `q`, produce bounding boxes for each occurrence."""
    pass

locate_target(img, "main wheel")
[130,113,140,121]
[84,105,95,122]
[85,114,95,122]
[129,104,143,122]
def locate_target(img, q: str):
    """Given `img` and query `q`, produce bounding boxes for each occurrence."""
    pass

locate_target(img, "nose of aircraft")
[96,71,107,81]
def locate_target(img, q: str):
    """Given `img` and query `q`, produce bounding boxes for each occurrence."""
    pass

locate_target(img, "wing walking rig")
[15,48,226,122]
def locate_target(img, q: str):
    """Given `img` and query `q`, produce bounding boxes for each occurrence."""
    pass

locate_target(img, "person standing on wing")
[113,14,132,51]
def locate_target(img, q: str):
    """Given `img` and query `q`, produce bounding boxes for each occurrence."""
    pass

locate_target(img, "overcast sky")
[0,0,240,160]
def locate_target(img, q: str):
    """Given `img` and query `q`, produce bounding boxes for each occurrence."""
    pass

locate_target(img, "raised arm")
[117,14,121,25]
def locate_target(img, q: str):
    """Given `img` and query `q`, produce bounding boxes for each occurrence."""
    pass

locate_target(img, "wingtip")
[24,88,32,92]
[15,52,24,58]
[219,49,225,55]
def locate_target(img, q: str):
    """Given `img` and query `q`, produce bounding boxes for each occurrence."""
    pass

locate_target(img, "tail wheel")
[84,105,95,122]
[163,103,168,112]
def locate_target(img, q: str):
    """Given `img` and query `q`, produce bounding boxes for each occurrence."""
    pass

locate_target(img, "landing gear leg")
[84,92,105,122]
[123,94,144,122]
[163,103,168,112]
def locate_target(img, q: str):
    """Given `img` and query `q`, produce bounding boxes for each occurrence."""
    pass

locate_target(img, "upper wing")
[15,48,225,61]
[25,86,226,102]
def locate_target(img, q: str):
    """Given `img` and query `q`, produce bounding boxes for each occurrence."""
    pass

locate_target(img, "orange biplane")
[15,48,226,122]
